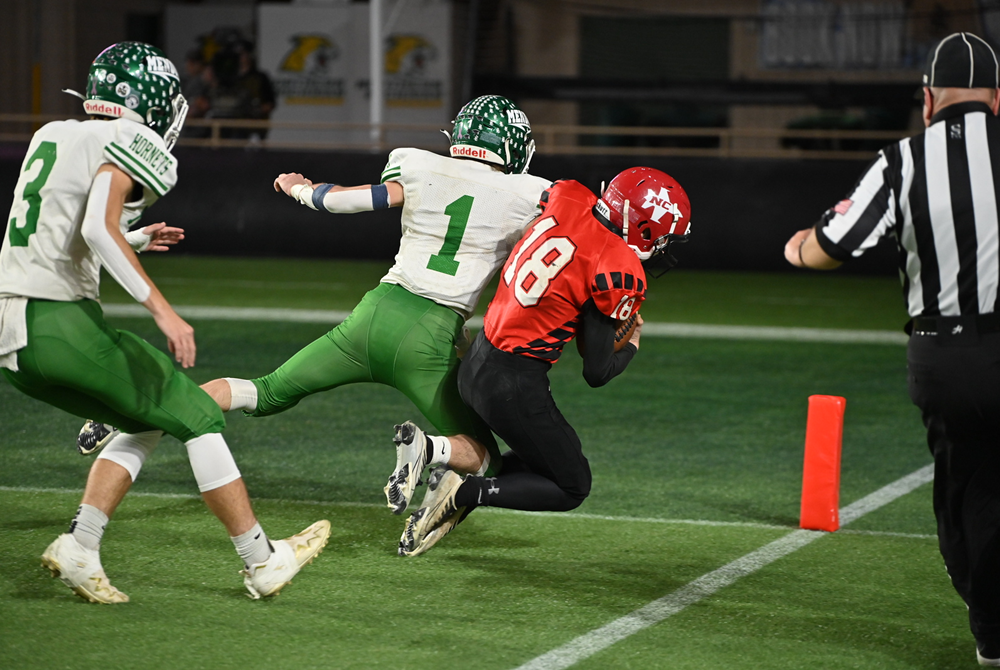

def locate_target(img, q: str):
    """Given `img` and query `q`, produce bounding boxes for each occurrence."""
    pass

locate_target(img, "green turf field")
[0,257,971,669]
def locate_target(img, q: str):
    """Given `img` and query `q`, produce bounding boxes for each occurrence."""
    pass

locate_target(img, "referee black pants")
[908,328,1000,647]
[457,330,592,511]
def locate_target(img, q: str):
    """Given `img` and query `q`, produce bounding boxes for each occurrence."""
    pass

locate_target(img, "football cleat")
[398,467,466,557]
[241,520,331,599]
[384,421,429,515]
[77,421,118,456]
[979,642,1000,666]
[41,533,129,604]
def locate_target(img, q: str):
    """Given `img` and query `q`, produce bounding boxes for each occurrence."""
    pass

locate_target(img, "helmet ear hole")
[640,226,651,240]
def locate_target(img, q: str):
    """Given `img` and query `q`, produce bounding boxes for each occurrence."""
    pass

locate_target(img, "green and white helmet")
[448,95,535,174]
[73,42,188,150]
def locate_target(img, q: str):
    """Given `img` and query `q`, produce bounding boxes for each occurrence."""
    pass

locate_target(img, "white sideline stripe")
[0,483,935,542]
[513,463,935,670]
[100,303,908,345]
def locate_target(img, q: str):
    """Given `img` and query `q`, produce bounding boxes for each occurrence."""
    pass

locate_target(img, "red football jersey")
[484,180,646,362]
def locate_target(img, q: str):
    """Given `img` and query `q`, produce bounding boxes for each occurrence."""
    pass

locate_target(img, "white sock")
[475,452,491,476]
[231,522,273,568]
[427,435,452,466]
[68,503,108,551]
[225,378,258,412]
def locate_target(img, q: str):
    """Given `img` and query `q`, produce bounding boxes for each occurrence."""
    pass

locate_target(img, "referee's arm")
[784,227,841,270]
[785,150,895,271]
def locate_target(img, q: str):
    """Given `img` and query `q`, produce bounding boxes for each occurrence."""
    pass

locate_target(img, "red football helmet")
[596,167,691,262]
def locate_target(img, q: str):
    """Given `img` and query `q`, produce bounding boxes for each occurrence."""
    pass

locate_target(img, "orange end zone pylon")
[799,395,846,532]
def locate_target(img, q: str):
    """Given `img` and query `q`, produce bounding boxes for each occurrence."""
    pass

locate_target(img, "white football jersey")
[0,119,177,302]
[380,148,551,318]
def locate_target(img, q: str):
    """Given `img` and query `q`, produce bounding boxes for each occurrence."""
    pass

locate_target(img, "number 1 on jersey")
[9,141,57,247]
[427,195,473,276]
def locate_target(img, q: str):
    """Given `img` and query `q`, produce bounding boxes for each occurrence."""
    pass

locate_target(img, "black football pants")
[457,330,591,511]
[908,328,1000,648]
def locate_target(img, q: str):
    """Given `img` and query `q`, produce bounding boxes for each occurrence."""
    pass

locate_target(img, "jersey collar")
[929,100,995,126]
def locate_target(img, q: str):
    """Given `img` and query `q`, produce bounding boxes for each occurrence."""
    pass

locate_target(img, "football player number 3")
[427,195,473,276]
[9,141,57,247]
[503,217,577,307]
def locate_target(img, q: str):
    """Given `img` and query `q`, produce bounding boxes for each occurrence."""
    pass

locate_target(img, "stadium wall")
[0,145,896,275]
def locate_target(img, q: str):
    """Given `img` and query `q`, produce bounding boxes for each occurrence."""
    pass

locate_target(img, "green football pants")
[2,299,224,442]
[251,283,499,462]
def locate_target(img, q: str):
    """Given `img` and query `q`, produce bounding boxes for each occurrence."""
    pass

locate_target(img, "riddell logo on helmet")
[83,100,125,117]
[451,145,489,159]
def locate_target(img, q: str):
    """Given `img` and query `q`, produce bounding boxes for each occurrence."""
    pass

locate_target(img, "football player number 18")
[503,217,577,307]
[427,195,474,276]
[9,141,57,247]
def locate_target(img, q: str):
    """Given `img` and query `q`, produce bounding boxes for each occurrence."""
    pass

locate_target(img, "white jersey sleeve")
[0,119,176,302]
[380,148,551,318]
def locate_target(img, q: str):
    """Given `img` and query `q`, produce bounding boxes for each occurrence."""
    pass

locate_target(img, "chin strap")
[62,88,86,101]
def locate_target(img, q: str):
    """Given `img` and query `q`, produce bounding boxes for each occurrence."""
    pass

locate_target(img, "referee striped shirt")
[816,101,1000,318]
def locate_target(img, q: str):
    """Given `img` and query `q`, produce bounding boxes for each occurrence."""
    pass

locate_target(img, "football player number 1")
[503,217,577,307]
[427,195,473,276]
[9,141,57,247]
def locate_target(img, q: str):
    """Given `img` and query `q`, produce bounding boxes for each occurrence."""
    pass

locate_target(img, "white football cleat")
[77,420,118,456]
[41,534,129,604]
[384,421,429,515]
[242,520,331,599]
[398,466,466,557]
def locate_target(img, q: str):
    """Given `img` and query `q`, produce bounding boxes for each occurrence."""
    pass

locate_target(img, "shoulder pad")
[103,121,178,197]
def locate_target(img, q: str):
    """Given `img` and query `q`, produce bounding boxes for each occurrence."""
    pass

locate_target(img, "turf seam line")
[512,462,935,670]
[100,303,908,345]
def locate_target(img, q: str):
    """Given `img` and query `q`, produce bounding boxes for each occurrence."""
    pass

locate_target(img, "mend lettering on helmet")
[145,55,180,80]
[127,133,175,176]
[505,109,530,127]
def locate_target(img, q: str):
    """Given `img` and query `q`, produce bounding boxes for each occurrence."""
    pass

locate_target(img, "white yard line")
[101,303,908,345]
[512,463,935,670]
[0,481,935,543]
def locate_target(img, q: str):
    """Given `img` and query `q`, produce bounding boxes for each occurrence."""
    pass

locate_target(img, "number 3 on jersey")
[9,141,57,247]
[503,217,577,307]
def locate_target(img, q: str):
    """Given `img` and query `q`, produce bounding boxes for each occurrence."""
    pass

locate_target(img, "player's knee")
[247,376,299,417]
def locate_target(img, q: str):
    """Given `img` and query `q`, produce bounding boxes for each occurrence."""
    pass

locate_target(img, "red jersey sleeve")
[590,246,646,321]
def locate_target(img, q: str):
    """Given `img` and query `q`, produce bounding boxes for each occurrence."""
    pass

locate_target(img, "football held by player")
[398,168,692,557]
[0,43,331,603]
[197,95,553,516]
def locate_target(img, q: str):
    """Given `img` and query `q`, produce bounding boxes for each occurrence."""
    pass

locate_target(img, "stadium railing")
[0,114,910,160]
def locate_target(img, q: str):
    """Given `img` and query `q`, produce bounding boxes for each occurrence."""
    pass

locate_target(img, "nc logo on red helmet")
[642,187,684,226]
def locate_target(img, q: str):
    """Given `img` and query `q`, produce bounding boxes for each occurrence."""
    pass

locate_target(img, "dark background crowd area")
[0,145,895,276]
[181,29,276,140]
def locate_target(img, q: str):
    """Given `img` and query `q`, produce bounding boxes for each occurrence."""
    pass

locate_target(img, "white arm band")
[290,183,388,214]
[81,171,151,303]
[124,229,152,252]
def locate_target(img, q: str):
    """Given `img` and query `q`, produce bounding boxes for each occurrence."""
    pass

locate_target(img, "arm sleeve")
[290,183,389,213]
[579,299,636,388]
[814,148,898,262]
[80,172,151,303]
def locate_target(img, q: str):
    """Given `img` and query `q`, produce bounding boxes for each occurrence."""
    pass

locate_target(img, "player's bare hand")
[141,222,185,252]
[153,308,196,368]
[784,228,812,267]
[629,314,643,350]
[273,173,313,196]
